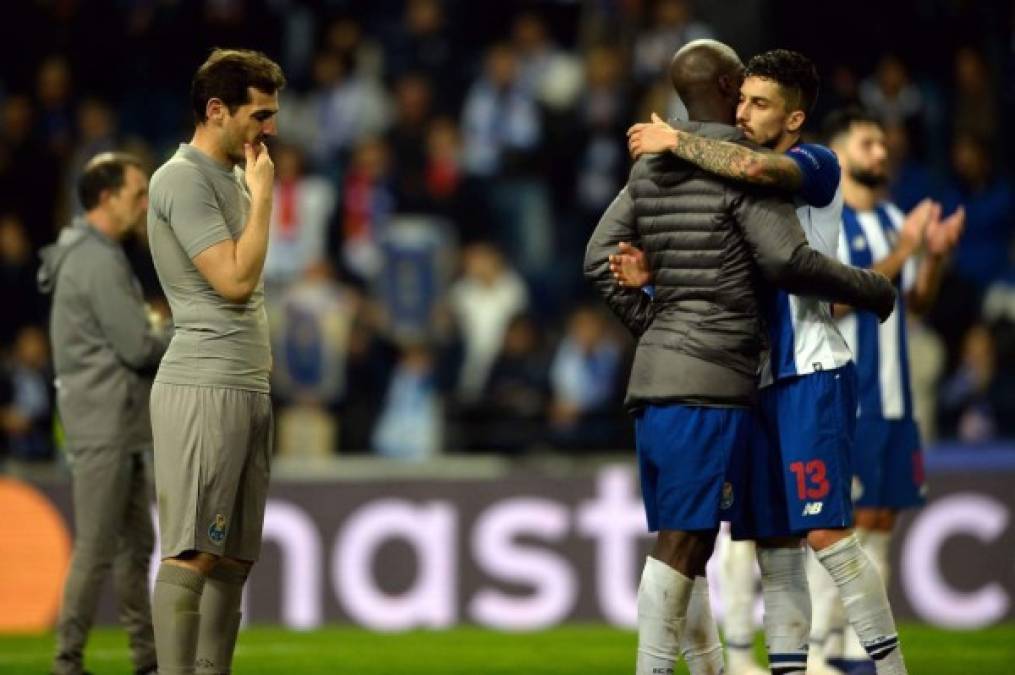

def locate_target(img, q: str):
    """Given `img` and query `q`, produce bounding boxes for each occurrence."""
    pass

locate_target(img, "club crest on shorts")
[208,513,228,544]
[720,482,734,509]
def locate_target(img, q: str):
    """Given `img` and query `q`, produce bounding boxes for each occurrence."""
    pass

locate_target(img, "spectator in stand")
[469,313,551,453]
[0,95,61,251]
[321,16,385,83]
[952,47,998,143]
[280,50,391,175]
[420,117,462,218]
[942,134,1014,291]
[860,55,925,129]
[341,310,398,453]
[885,122,939,214]
[264,143,337,291]
[385,0,462,110]
[388,73,435,212]
[338,137,396,282]
[939,323,1000,443]
[65,99,118,215]
[0,325,53,462]
[632,0,714,86]
[927,134,1014,363]
[548,306,625,450]
[372,342,443,460]
[576,44,633,221]
[462,43,551,282]
[35,55,75,159]
[0,214,46,347]
[511,12,582,112]
[448,243,529,404]
[461,43,542,180]
[812,65,861,123]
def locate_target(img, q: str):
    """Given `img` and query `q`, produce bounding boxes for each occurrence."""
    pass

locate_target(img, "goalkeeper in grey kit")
[145,48,284,675]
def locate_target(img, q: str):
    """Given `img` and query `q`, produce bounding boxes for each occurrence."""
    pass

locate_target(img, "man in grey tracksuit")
[39,152,171,675]
[583,40,896,675]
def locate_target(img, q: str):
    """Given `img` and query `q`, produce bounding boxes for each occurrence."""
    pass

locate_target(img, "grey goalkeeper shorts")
[150,382,273,561]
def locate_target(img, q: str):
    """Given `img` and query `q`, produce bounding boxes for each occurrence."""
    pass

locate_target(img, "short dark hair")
[744,49,820,115]
[822,107,883,145]
[191,48,286,124]
[78,152,144,211]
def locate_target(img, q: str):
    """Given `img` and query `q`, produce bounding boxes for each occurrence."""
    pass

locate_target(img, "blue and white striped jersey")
[759,143,853,387]
[836,202,916,420]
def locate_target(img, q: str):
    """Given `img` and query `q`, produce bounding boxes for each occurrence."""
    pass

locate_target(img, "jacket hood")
[37,218,91,295]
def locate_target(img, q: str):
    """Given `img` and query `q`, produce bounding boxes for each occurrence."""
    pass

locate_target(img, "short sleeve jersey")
[147,144,271,392]
[760,142,853,385]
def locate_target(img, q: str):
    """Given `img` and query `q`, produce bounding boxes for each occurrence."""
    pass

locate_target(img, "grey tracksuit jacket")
[38,218,171,450]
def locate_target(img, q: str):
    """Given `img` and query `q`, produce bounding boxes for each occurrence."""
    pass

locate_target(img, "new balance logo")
[802,502,824,516]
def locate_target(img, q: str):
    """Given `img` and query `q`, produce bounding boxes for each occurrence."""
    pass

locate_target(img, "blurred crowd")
[2,0,1014,464]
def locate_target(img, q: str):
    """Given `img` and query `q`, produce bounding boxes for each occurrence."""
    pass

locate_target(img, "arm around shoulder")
[734,190,896,321]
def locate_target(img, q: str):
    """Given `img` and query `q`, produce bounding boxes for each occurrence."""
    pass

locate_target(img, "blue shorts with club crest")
[635,404,751,532]
[731,364,857,540]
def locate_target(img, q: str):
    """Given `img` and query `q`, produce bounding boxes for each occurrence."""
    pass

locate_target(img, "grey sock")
[153,564,205,675]
[196,564,247,675]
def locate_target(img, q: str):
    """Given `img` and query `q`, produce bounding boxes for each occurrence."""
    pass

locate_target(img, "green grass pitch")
[2,624,1013,674]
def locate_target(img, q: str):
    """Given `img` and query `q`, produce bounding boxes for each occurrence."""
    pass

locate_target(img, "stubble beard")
[850,166,888,189]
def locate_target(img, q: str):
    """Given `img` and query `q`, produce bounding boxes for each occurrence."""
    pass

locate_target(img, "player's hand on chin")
[244,141,274,198]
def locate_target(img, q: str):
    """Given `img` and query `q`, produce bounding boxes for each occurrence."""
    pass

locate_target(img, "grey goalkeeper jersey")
[147,143,271,393]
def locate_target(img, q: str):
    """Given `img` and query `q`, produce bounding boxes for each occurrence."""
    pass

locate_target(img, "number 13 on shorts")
[789,459,830,500]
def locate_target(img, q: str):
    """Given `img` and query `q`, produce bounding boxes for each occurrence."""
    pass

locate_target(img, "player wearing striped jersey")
[627,50,909,675]
[821,108,964,673]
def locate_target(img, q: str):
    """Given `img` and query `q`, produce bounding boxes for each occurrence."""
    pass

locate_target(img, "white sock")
[806,547,843,666]
[720,537,763,674]
[863,529,892,588]
[842,528,892,661]
[719,538,759,651]
[637,556,695,675]
[757,546,809,675]
[681,576,725,675]
[816,535,907,675]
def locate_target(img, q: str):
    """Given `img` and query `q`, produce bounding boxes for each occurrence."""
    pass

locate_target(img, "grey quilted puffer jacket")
[584,121,895,410]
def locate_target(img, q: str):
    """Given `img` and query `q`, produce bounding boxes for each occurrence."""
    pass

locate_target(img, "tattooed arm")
[627,113,803,191]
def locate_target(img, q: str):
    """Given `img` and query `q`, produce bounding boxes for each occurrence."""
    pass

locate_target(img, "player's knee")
[853,508,879,530]
[653,529,718,576]
[875,509,896,531]
[806,528,850,552]
[164,550,220,576]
